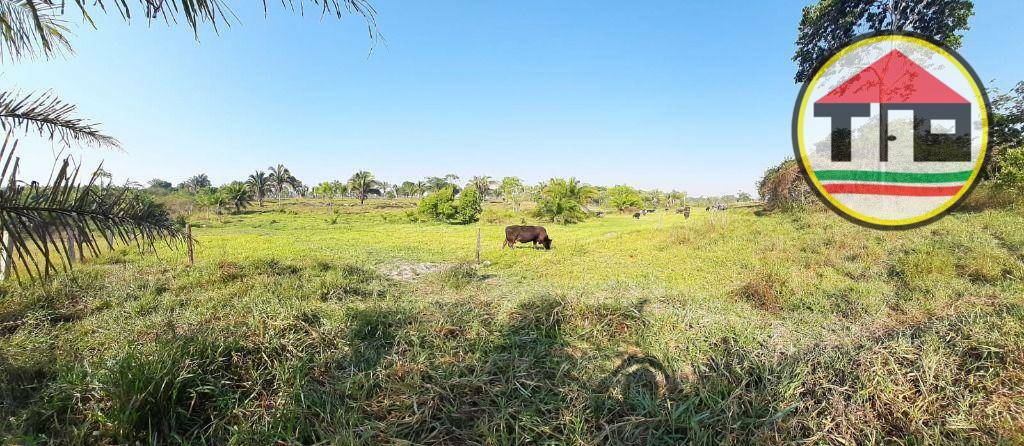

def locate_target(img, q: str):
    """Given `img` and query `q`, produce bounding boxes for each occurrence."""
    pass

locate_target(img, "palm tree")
[247,171,270,207]
[564,177,597,204]
[220,183,252,214]
[180,174,211,193]
[469,176,496,198]
[348,171,381,205]
[268,164,298,198]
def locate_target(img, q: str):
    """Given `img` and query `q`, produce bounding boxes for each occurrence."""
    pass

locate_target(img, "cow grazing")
[683,206,691,219]
[633,212,642,219]
[503,225,553,250]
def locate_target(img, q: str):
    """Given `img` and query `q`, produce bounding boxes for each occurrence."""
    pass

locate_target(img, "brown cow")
[503,225,552,250]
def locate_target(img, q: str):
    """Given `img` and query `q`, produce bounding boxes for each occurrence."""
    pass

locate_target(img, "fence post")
[66,227,77,264]
[0,231,11,281]
[476,228,482,264]
[186,223,194,267]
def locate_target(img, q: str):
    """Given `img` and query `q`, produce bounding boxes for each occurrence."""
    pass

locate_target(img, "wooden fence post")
[186,223,194,266]
[476,228,482,264]
[0,231,11,281]
[66,227,77,264]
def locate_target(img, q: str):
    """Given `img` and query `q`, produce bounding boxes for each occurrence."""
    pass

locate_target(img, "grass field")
[3,200,1024,444]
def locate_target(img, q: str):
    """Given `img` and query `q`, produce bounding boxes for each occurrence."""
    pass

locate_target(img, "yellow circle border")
[795,34,989,228]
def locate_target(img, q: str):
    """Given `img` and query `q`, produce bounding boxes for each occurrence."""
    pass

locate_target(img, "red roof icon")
[816,50,969,104]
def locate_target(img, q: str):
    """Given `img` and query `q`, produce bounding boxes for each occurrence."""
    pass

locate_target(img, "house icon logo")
[793,33,990,229]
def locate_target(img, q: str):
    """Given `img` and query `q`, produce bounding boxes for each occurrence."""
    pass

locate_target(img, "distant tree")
[348,171,381,205]
[418,186,482,224]
[312,182,331,198]
[425,174,460,193]
[468,176,496,198]
[247,171,270,207]
[331,181,348,197]
[498,176,526,211]
[418,186,458,222]
[396,181,417,198]
[793,0,974,83]
[268,164,300,198]
[454,186,484,223]
[179,174,211,193]
[148,178,173,190]
[195,187,226,214]
[535,177,595,224]
[758,159,814,211]
[667,190,687,207]
[737,191,753,202]
[220,182,253,213]
[607,185,644,211]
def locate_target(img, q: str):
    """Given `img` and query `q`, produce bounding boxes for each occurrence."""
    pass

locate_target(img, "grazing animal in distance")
[633,212,642,219]
[683,206,691,219]
[503,225,552,250]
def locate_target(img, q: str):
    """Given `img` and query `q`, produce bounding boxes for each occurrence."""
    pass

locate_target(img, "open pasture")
[2,202,1024,444]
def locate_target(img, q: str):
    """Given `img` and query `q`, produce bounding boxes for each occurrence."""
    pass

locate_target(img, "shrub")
[417,186,483,224]
[606,185,643,211]
[995,147,1024,198]
[454,185,483,223]
[757,158,814,211]
[534,178,594,224]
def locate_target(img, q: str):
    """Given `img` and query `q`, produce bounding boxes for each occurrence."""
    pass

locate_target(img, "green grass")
[2,199,1024,444]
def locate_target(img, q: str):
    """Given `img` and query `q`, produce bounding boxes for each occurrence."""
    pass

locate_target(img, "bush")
[995,147,1024,197]
[417,186,482,224]
[757,158,814,211]
[534,178,594,224]
[606,185,643,211]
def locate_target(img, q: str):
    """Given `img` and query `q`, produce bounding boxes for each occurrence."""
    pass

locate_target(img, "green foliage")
[455,185,483,223]
[179,173,211,193]
[219,182,252,213]
[418,186,482,224]
[347,170,381,205]
[757,158,813,211]
[793,0,974,83]
[247,171,270,206]
[194,187,227,214]
[535,177,594,224]
[607,185,643,211]
[995,147,1024,197]
[468,176,496,197]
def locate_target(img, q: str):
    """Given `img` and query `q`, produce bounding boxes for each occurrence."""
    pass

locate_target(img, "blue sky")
[6,0,1023,195]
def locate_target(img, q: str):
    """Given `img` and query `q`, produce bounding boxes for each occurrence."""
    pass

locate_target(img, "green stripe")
[814,169,973,184]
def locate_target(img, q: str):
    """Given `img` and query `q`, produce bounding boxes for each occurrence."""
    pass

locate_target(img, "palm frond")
[72,0,379,40]
[0,0,74,62]
[0,133,185,280]
[1,0,379,63]
[0,90,120,149]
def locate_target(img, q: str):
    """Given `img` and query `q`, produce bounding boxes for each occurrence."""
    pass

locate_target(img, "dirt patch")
[380,261,445,281]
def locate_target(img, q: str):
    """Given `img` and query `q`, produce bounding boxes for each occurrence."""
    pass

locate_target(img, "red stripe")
[823,183,963,197]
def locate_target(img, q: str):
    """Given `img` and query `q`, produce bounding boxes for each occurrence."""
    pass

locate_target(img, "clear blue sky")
[7,0,1023,195]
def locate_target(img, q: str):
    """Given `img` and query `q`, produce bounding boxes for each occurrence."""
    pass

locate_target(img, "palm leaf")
[0,90,120,149]
[0,1,379,63]
[0,133,185,280]
[0,0,73,61]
